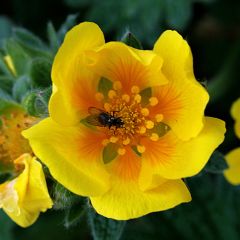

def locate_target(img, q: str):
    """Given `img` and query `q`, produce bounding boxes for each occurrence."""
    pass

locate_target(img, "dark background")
[0,0,240,239]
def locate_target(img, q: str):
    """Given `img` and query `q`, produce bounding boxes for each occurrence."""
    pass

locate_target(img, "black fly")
[86,107,124,129]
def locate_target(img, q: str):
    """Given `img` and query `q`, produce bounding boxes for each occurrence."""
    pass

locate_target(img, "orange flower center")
[91,81,170,156]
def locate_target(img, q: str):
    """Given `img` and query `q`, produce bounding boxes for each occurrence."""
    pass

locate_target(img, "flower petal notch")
[24,22,226,220]
[0,154,53,227]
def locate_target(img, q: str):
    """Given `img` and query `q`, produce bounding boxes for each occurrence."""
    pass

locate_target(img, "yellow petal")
[151,80,209,141]
[22,118,110,197]
[231,98,240,138]
[50,22,105,125]
[224,148,240,185]
[85,42,167,94]
[153,30,209,140]
[141,117,225,180]
[0,154,52,227]
[90,178,191,220]
[153,30,195,83]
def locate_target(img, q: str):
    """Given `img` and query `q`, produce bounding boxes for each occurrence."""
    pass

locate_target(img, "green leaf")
[30,57,52,87]
[22,87,51,117]
[0,76,14,94]
[12,27,52,59]
[121,31,143,49]
[5,39,31,76]
[12,75,31,102]
[13,27,46,50]
[0,90,20,114]
[64,199,87,228]
[98,77,113,98]
[53,182,80,210]
[47,22,60,53]
[102,143,118,164]
[204,151,228,174]
[88,209,126,240]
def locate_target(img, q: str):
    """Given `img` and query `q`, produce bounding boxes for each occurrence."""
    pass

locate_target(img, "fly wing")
[85,114,103,126]
[88,107,104,115]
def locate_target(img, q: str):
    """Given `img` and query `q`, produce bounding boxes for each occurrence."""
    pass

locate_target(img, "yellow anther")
[118,148,126,155]
[104,103,111,112]
[150,133,159,141]
[149,97,159,106]
[108,90,117,99]
[113,81,122,90]
[131,85,140,94]
[145,120,154,129]
[109,136,118,143]
[95,92,104,101]
[141,108,149,116]
[137,145,146,153]
[122,137,131,145]
[155,114,163,122]
[102,139,110,146]
[139,126,146,134]
[122,94,130,102]
[134,94,141,103]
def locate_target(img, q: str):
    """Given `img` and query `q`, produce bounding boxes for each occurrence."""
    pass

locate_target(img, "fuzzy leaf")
[47,22,60,53]
[30,57,52,87]
[88,209,126,240]
[121,31,143,49]
[12,75,31,102]
[5,39,31,76]
[22,87,51,117]
[53,182,80,210]
[64,199,87,228]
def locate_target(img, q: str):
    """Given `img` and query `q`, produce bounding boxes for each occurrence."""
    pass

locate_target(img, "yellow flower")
[231,98,240,139]
[224,98,240,185]
[23,22,225,220]
[224,148,240,185]
[0,111,52,227]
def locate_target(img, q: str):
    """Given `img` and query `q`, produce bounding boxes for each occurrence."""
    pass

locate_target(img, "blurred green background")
[1,0,240,239]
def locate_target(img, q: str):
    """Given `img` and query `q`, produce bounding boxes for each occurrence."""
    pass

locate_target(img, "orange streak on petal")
[141,134,176,168]
[71,77,102,117]
[77,128,105,163]
[150,85,182,121]
[109,147,141,181]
